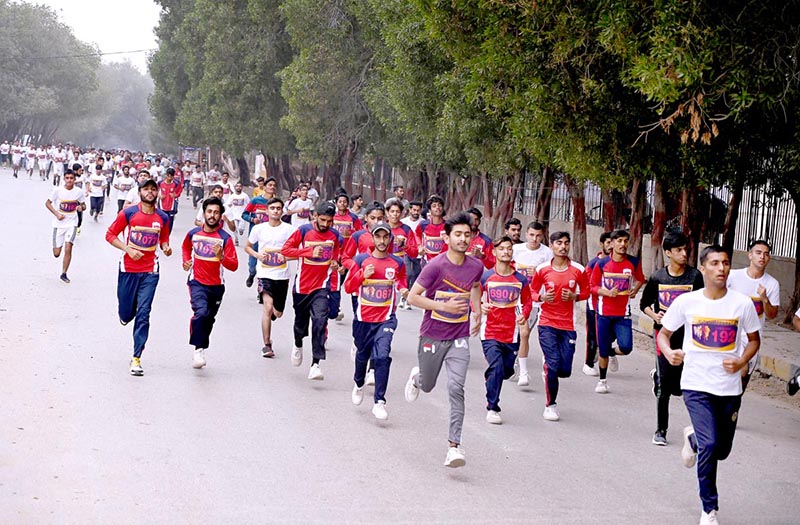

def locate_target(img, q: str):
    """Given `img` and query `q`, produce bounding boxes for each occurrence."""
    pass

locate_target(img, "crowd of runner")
[5,137,799,525]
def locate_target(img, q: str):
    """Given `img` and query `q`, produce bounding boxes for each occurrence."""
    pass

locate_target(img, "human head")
[166,167,175,180]
[747,240,772,271]
[443,212,473,253]
[387,199,404,224]
[210,184,224,199]
[550,231,571,258]
[299,184,309,199]
[363,201,385,227]
[599,231,613,255]
[504,217,522,243]
[610,229,630,256]
[493,235,514,263]
[202,197,224,229]
[699,244,731,289]
[234,182,243,193]
[352,194,363,208]
[371,222,393,253]
[63,170,76,189]
[139,179,158,204]
[335,193,350,212]
[526,221,545,249]
[265,177,277,195]
[393,185,405,199]
[314,201,336,232]
[663,231,689,266]
[266,197,284,222]
[408,201,422,220]
[427,195,445,219]
[221,172,229,182]
[467,207,482,232]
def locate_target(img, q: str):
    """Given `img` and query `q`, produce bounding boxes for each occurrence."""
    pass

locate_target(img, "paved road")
[1,167,798,523]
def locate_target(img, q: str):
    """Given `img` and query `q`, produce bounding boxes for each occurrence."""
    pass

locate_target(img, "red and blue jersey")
[344,253,408,322]
[416,220,446,261]
[332,211,362,241]
[590,255,645,317]
[158,180,182,214]
[342,229,375,271]
[390,223,419,259]
[106,205,171,273]
[584,253,606,311]
[531,260,590,331]
[468,231,496,269]
[242,196,269,227]
[281,223,343,294]
[181,226,239,286]
[480,270,533,343]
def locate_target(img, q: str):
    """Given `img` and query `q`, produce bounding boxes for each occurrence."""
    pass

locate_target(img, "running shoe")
[787,375,799,396]
[335,312,344,322]
[594,379,609,394]
[291,346,303,367]
[681,426,697,468]
[509,360,520,382]
[262,344,275,358]
[372,401,388,420]
[609,356,619,372]
[582,363,599,377]
[351,384,364,405]
[129,357,143,376]
[404,366,420,402]
[699,510,719,525]
[486,410,502,425]
[246,274,255,288]
[444,446,466,468]
[517,372,530,387]
[60,273,70,284]
[650,368,658,397]
[365,369,375,386]
[543,405,560,421]
[76,227,81,235]
[193,348,206,369]
[308,363,324,381]
[652,429,667,446]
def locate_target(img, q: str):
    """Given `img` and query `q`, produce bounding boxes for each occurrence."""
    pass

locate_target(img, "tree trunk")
[565,176,588,265]
[783,188,800,324]
[324,160,342,201]
[381,159,391,202]
[721,175,745,255]
[679,183,702,266]
[534,166,555,241]
[628,177,647,258]
[279,154,296,194]
[650,176,667,273]
[343,141,357,196]
[236,157,251,187]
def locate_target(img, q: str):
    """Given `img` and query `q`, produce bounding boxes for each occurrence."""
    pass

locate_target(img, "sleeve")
[242,201,256,223]
[639,276,658,312]
[105,210,129,244]
[741,300,762,335]
[222,236,239,271]
[576,267,590,302]
[247,227,259,245]
[77,191,86,204]
[634,259,646,284]
[49,188,58,203]
[343,260,364,294]
[519,277,533,319]
[693,271,705,290]
[590,261,603,295]
[414,260,436,290]
[482,240,496,269]
[397,261,409,291]
[341,235,358,270]
[660,295,685,332]
[404,226,419,259]
[159,216,170,245]
[530,268,544,302]
[182,232,193,264]
[767,280,780,306]
[280,228,314,258]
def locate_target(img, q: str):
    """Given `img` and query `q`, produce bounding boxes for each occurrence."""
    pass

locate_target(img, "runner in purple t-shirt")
[404,211,484,468]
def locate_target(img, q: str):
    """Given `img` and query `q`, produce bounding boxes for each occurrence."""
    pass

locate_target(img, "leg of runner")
[443,338,470,467]
[583,306,600,375]
[307,289,329,379]
[292,291,312,367]
[370,315,396,419]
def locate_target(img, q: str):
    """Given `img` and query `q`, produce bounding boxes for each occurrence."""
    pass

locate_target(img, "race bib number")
[303,240,334,265]
[392,235,407,256]
[120,183,132,192]
[260,248,286,269]
[487,281,522,308]
[515,263,536,280]
[603,272,631,295]
[128,226,160,252]
[360,279,394,307]
[231,197,246,207]
[251,210,267,223]
[691,317,738,351]
[92,178,104,187]
[424,235,444,255]
[297,208,311,219]
[333,219,354,239]
[431,291,470,323]
[658,284,693,311]
[192,234,223,261]
[750,296,765,319]
[59,200,80,214]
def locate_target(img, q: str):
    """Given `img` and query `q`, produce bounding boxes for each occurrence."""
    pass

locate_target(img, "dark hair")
[299,183,309,191]
[610,229,630,241]
[266,197,284,207]
[599,231,613,243]
[550,231,570,243]
[467,207,482,219]
[386,199,404,212]
[747,239,771,252]
[393,185,404,192]
[409,200,423,208]
[493,235,514,247]
[426,195,445,208]
[663,231,689,251]
[64,169,74,176]
[315,201,336,217]
[504,217,522,229]
[94,164,102,172]
[73,163,83,171]
[699,244,730,265]
[364,201,385,216]
[335,193,350,204]
[202,196,225,214]
[166,167,175,176]
[211,184,224,193]
[444,212,473,235]
[527,221,544,231]
[265,177,276,185]
[352,194,362,201]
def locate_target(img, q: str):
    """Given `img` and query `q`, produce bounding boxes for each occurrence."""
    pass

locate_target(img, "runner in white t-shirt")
[36,146,49,181]
[11,141,23,178]
[658,245,760,525]
[114,166,136,212]
[45,170,86,283]
[0,141,10,167]
[286,184,314,227]
[87,168,108,221]
[511,221,554,386]
[245,197,295,358]
[25,145,37,178]
[224,182,250,245]
[51,145,68,186]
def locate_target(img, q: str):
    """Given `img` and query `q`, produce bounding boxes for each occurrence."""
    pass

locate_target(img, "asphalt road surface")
[1,167,798,523]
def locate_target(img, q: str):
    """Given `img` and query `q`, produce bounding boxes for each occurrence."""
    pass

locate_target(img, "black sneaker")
[262,344,275,358]
[652,429,667,446]
[787,375,799,396]
[246,274,255,288]
[60,273,70,284]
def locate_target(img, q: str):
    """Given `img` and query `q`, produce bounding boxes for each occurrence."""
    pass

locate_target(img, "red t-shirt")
[469,231,496,269]
[342,229,375,271]
[480,270,533,343]
[182,226,239,286]
[332,211,362,240]
[590,255,645,316]
[105,205,171,273]
[416,220,446,261]
[390,223,419,259]
[344,253,408,322]
[531,260,590,331]
[158,180,182,213]
[281,223,343,294]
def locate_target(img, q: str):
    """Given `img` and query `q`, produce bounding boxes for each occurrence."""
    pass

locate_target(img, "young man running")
[512,221,553,386]
[281,202,343,380]
[182,197,239,369]
[640,231,704,445]
[345,222,408,420]
[726,240,780,391]
[466,207,496,269]
[45,170,86,283]
[286,184,314,228]
[11,141,23,178]
[479,236,533,425]
[331,193,363,321]
[590,229,645,393]
[530,231,589,421]
[190,164,206,209]
[225,182,251,245]
[242,185,272,288]
[416,195,447,263]
[245,197,294,358]
[400,201,424,310]
[504,218,523,244]
[105,179,173,376]
[386,199,419,308]
[404,212,484,468]
[158,167,183,234]
[658,245,760,525]
[582,231,613,376]
[114,166,135,212]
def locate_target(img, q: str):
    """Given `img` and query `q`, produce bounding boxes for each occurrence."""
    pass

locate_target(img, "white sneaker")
[517,372,530,387]
[351,384,364,406]
[350,342,357,363]
[192,348,206,369]
[543,404,560,421]
[291,346,303,367]
[308,363,324,381]
[372,401,388,420]
[335,312,344,322]
[365,369,375,386]
[582,363,599,376]
[699,510,719,525]
[404,366,420,402]
[681,426,697,468]
[486,410,502,425]
[509,360,520,382]
[444,446,466,468]
[398,298,407,310]
[609,356,619,372]
[594,379,609,394]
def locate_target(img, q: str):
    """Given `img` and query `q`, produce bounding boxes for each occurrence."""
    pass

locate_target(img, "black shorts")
[258,278,289,313]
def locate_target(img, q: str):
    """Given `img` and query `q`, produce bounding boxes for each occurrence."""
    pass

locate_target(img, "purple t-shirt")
[416,252,484,340]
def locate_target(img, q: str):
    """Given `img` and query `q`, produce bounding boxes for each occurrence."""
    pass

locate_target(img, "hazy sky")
[35,0,162,74]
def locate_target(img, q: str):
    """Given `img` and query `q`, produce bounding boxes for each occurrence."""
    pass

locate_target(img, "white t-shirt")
[206,170,221,185]
[661,289,761,396]
[726,268,780,328]
[115,175,135,199]
[513,243,554,282]
[190,171,205,187]
[307,187,319,204]
[288,198,313,227]
[0,143,10,154]
[88,173,107,197]
[248,222,295,280]
[224,192,250,221]
[50,186,85,228]
[126,187,141,206]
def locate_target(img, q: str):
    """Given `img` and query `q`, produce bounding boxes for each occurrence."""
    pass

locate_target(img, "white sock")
[519,357,529,375]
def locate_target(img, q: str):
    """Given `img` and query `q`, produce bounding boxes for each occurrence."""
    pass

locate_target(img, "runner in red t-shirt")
[467,207,496,269]
[416,195,446,262]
